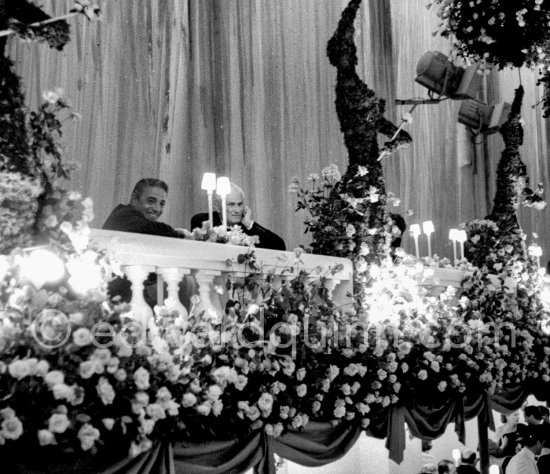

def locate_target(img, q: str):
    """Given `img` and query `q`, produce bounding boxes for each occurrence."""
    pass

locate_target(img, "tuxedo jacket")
[103,204,182,238]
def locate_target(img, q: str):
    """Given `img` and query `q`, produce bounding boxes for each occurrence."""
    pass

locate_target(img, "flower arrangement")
[290,164,403,261]
[429,0,550,116]
[0,62,88,254]
[180,222,260,247]
[0,247,187,464]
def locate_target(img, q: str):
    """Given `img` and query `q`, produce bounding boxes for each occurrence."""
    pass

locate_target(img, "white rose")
[206,385,222,401]
[102,418,115,431]
[133,368,150,390]
[78,423,100,451]
[257,393,274,413]
[212,399,223,416]
[197,402,212,416]
[2,416,23,440]
[37,429,55,446]
[247,406,261,421]
[48,413,70,434]
[116,341,133,358]
[8,360,30,380]
[182,393,197,407]
[69,312,85,325]
[52,383,74,401]
[234,375,248,391]
[96,377,116,405]
[35,360,50,377]
[79,361,96,379]
[0,407,15,419]
[146,403,166,421]
[272,423,283,437]
[156,387,172,403]
[141,418,155,435]
[45,370,65,387]
[164,400,180,416]
[135,391,149,406]
[114,368,127,381]
[296,384,307,397]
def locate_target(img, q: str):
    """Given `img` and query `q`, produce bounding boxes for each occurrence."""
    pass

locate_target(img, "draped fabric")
[8,0,550,256]
[4,388,546,473]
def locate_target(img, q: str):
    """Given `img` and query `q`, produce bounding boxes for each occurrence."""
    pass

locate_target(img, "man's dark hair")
[131,178,169,200]
[524,405,543,421]
[437,459,454,474]
[522,424,545,447]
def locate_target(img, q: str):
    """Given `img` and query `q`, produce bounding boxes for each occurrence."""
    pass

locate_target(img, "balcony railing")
[90,229,467,327]
[91,229,355,325]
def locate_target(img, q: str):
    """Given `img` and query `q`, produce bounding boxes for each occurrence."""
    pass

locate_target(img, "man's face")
[226,189,244,225]
[130,186,166,221]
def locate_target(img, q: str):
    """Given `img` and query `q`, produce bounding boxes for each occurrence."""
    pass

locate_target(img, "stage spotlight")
[458,99,511,134]
[415,51,482,100]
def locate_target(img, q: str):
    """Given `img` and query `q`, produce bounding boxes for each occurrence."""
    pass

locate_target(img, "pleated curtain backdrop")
[7,0,550,260]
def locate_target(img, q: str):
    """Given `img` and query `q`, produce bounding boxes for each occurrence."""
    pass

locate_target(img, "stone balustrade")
[90,229,355,326]
[90,229,468,328]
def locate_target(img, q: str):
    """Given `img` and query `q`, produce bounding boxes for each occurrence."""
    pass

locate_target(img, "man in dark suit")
[191,182,286,251]
[103,178,183,238]
[102,178,183,304]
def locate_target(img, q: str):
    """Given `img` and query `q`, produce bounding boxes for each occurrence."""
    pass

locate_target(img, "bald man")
[191,183,286,251]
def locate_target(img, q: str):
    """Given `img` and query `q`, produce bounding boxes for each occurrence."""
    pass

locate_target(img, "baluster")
[194,270,222,318]
[325,278,341,300]
[157,267,190,321]
[123,265,155,331]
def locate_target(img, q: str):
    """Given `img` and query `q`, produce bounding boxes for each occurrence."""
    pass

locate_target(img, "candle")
[422,220,435,258]
[530,244,542,269]
[449,229,459,265]
[201,172,216,227]
[409,224,421,259]
[216,176,231,229]
[452,448,461,467]
[456,230,467,260]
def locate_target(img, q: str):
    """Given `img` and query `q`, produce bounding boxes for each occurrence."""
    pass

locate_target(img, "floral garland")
[0,57,32,175]
[0,0,71,52]
[0,171,42,253]
[459,78,550,394]
[325,0,411,268]
[7,18,70,51]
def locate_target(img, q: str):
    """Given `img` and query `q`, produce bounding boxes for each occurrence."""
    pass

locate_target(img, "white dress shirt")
[505,447,539,474]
